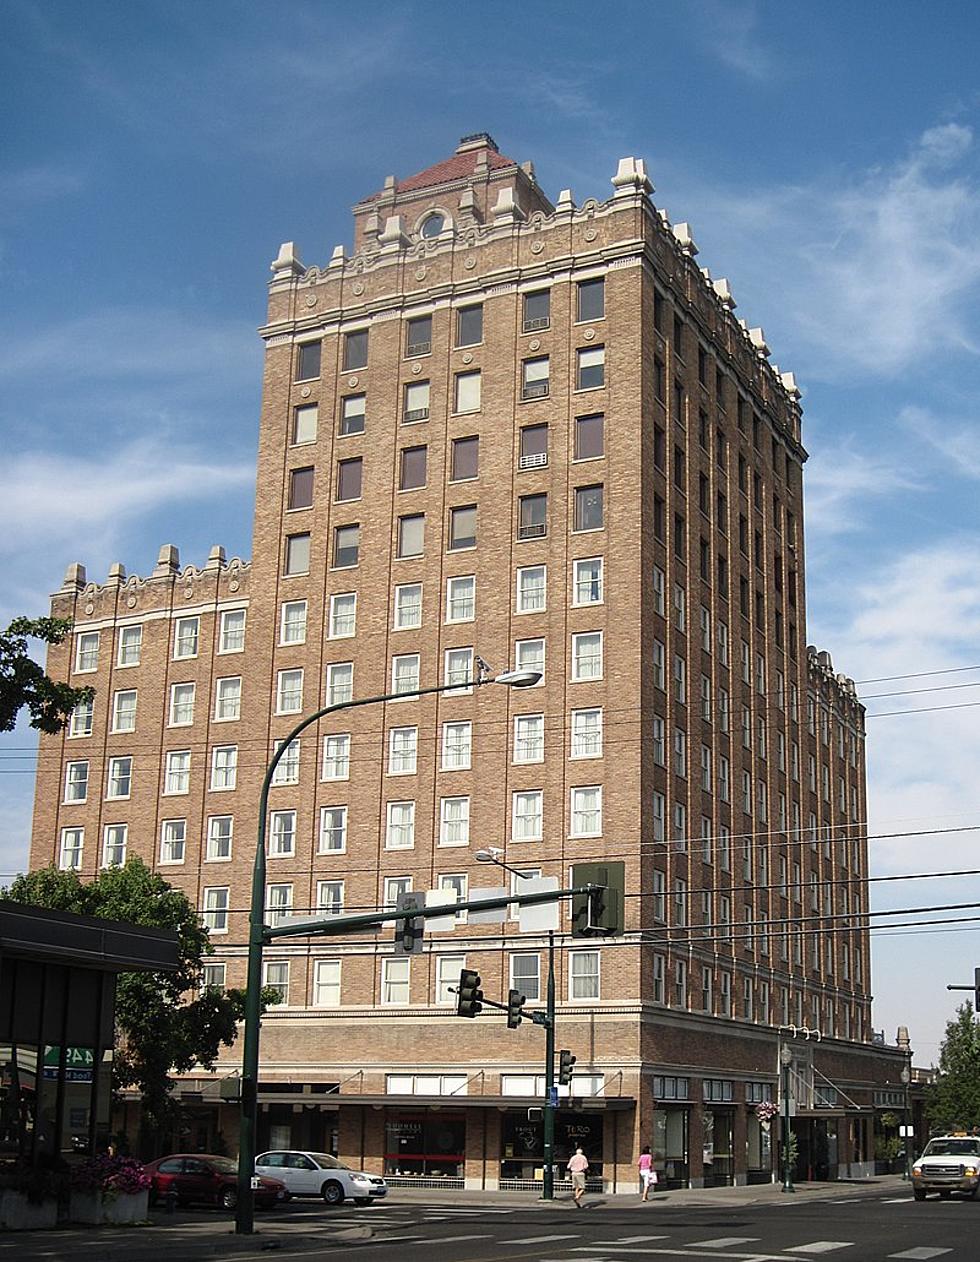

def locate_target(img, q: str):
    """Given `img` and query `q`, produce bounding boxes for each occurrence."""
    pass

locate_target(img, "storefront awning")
[325,1094,636,1111]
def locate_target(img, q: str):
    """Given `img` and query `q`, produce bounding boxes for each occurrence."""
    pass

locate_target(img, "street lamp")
[780,1043,795,1193]
[235,663,540,1233]
[475,846,559,1203]
[900,1063,912,1180]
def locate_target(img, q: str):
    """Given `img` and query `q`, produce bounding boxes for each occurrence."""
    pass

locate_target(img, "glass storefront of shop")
[746,1112,774,1184]
[653,1106,689,1188]
[384,1112,466,1180]
[0,1042,110,1159]
[702,1108,734,1186]
[500,1111,604,1185]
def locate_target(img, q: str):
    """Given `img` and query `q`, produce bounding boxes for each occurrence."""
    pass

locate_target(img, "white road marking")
[516,1234,581,1244]
[610,1238,671,1245]
[690,1240,761,1249]
[787,1246,854,1256]
[880,1197,915,1204]
[424,1234,492,1244]
[888,1250,952,1260]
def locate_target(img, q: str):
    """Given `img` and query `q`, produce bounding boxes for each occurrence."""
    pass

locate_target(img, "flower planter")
[70,1187,148,1224]
[0,1188,59,1230]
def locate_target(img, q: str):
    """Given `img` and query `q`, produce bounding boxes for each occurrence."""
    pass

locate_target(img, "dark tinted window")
[574,414,604,460]
[577,278,605,322]
[406,316,432,357]
[343,330,368,371]
[337,458,362,502]
[574,484,604,531]
[523,290,550,331]
[400,446,427,490]
[451,436,479,481]
[449,505,477,550]
[289,467,314,510]
[456,305,483,347]
[296,342,321,381]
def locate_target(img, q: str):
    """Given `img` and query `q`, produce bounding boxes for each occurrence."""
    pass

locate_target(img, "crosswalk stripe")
[887,1250,952,1260]
[425,1235,492,1244]
[787,1246,854,1255]
[690,1238,761,1248]
[586,1239,669,1247]
[880,1197,913,1204]
[514,1234,581,1244]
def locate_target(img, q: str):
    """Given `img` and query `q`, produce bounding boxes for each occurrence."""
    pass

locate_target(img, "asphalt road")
[1,1186,974,1261]
[275,1188,978,1261]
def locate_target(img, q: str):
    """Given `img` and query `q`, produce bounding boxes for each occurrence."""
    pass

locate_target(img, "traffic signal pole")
[542,930,556,1201]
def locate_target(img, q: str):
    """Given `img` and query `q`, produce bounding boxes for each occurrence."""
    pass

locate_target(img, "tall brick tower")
[32,134,898,1187]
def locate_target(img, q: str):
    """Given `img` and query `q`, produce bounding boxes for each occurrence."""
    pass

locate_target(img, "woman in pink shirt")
[638,1144,657,1201]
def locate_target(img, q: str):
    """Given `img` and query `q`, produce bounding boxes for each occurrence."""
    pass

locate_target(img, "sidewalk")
[0,1177,910,1262]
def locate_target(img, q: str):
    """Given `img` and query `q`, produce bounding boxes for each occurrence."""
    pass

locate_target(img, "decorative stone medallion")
[531,241,544,254]
[352,281,365,295]
[415,266,426,281]
[411,362,422,375]
[85,602,95,615]
[184,587,194,600]
[305,294,317,308]
[584,228,598,242]
[126,596,137,609]
[462,352,473,365]
[464,257,476,270]
[229,580,240,593]
[529,338,541,352]
[300,386,312,398]
[348,376,359,388]
[583,328,596,342]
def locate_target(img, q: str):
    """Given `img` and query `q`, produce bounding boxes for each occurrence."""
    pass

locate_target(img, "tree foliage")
[925,1003,980,1132]
[0,616,94,734]
[3,860,255,1139]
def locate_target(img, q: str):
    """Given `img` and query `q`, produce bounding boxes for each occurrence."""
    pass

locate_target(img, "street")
[0,1183,975,1262]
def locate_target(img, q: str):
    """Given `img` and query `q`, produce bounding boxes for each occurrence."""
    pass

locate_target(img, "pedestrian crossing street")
[342,1203,956,1260]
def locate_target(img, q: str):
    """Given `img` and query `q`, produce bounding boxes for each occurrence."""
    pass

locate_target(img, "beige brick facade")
[31,135,900,1188]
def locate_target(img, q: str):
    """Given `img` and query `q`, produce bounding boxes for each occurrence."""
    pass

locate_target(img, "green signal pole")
[542,931,556,1200]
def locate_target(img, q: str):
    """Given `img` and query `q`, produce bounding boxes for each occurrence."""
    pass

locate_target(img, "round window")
[420,213,445,239]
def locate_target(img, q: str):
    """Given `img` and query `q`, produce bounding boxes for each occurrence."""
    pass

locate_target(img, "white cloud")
[804,436,920,537]
[813,541,980,1060]
[686,123,980,380]
[697,0,774,81]
[0,439,254,562]
[0,307,255,385]
[900,403,980,481]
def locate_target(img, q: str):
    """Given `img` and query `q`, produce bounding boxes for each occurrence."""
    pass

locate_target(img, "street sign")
[468,886,508,925]
[424,888,458,933]
[549,1086,558,1106]
[519,876,561,932]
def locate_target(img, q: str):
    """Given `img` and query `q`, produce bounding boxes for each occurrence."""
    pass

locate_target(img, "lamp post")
[235,664,540,1233]
[897,1025,913,1182]
[780,1043,795,1193]
[474,847,558,1202]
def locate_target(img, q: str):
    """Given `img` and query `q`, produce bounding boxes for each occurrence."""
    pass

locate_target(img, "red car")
[145,1154,286,1211]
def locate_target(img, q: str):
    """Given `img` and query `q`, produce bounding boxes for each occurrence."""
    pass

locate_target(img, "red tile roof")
[363,146,517,201]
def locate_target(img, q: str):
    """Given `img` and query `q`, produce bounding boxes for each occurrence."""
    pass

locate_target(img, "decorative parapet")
[807,645,863,715]
[51,548,251,616]
[265,148,804,432]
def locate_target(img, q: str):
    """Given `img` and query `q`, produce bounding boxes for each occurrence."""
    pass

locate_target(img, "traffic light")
[393,891,424,955]
[456,968,483,1018]
[558,1049,576,1086]
[974,965,980,1012]
[507,988,526,1029]
[571,862,625,937]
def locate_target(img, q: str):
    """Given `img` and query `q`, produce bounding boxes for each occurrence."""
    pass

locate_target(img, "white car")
[255,1150,388,1205]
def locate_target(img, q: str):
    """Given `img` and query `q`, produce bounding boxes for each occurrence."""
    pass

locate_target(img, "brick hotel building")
[31,134,907,1187]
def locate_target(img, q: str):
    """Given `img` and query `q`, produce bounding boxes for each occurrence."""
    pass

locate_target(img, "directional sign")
[468,886,508,925]
[519,876,561,933]
[424,888,458,934]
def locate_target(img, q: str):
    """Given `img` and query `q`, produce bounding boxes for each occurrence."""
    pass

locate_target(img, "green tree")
[0,616,94,733]
[3,860,260,1145]
[925,1003,980,1132]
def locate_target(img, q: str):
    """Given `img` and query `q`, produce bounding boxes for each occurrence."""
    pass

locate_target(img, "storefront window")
[500,1111,604,1183]
[384,1112,465,1179]
[653,1106,689,1187]
[703,1108,734,1186]
[746,1110,774,1183]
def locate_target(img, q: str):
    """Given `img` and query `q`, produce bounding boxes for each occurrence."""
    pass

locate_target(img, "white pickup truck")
[911,1135,980,1201]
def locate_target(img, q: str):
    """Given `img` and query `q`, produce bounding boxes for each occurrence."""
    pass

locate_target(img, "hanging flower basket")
[754,1100,779,1124]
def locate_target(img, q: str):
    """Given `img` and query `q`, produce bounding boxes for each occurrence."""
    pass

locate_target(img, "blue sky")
[3,0,980,1065]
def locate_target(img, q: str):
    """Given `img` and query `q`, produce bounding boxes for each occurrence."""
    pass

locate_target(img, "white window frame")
[219,608,246,654]
[322,734,351,781]
[570,785,602,838]
[516,565,547,614]
[385,800,416,849]
[391,653,421,698]
[382,957,410,1005]
[570,708,602,759]
[446,575,476,623]
[210,744,238,791]
[202,886,229,933]
[74,631,100,673]
[513,713,545,764]
[214,676,242,722]
[569,949,600,1001]
[572,556,603,606]
[313,958,342,1007]
[319,805,348,853]
[571,631,603,682]
[160,818,187,865]
[111,689,137,733]
[394,583,423,630]
[512,789,543,842]
[439,795,470,847]
[106,755,132,801]
[444,647,474,695]
[276,668,304,715]
[388,726,418,775]
[101,823,127,868]
[164,750,191,795]
[206,815,233,861]
[173,615,200,660]
[325,661,354,707]
[59,827,84,871]
[441,720,472,771]
[117,624,142,667]
[329,592,357,639]
[280,599,308,645]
